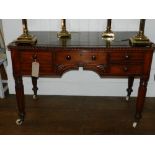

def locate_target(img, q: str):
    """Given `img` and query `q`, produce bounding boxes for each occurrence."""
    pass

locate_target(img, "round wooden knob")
[32,54,37,61]
[123,66,128,72]
[92,55,96,61]
[125,55,129,59]
[66,55,71,60]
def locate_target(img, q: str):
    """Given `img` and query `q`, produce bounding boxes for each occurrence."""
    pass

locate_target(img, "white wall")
[2,19,155,97]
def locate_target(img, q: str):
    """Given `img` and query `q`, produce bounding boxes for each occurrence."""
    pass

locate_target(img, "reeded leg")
[14,76,25,125]
[126,76,134,101]
[133,77,148,128]
[31,76,38,99]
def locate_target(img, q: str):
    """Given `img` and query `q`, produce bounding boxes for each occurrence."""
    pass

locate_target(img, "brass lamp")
[57,19,71,38]
[16,19,37,45]
[129,19,151,46]
[102,19,115,39]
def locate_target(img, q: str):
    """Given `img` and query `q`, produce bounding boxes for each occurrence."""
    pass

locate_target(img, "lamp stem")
[62,19,66,28]
[107,19,112,32]
[22,19,28,35]
[139,19,145,36]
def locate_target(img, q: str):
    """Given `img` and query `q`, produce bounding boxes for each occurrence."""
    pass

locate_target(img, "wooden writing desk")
[8,31,154,127]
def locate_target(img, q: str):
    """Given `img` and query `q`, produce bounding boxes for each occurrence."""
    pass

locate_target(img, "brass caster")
[33,95,38,100]
[16,118,23,126]
[132,122,138,128]
[126,96,130,101]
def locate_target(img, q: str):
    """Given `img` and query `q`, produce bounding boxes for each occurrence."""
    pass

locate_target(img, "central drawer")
[55,51,107,65]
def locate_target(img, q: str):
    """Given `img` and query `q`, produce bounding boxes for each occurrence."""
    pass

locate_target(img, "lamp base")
[16,33,37,45]
[129,35,151,47]
[102,31,115,38]
[57,30,71,39]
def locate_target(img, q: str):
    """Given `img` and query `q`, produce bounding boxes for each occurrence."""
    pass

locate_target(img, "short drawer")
[20,50,54,75]
[109,64,143,76]
[110,52,144,63]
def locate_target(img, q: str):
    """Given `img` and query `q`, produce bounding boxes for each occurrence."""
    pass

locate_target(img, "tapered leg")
[14,76,25,125]
[126,76,134,101]
[135,77,148,120]
[132,77,148,128]
[31,76,38,99]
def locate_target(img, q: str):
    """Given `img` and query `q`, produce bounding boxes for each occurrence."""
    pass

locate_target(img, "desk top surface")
[8,31,154,49]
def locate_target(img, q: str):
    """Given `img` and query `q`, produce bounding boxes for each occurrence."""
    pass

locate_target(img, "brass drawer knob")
[123,66,128,72]
[32,54,37,61]
[66,55,71,60]
[92,55,96,61]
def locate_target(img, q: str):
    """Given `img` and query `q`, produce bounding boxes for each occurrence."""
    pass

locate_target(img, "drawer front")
[109,64,143,76]
[55,51,107,65]
[20,50,54,75]
[55,51,80,65]
[80,52,107,64]
[110,52,144,63]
